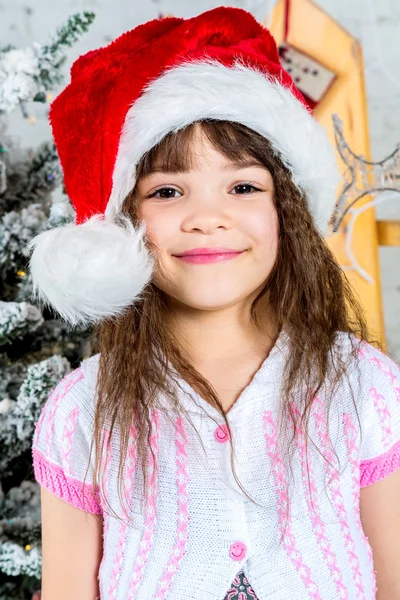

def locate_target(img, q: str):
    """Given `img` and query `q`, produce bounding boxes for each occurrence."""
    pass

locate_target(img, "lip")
[173,247,246,257]
[174,249,247,264]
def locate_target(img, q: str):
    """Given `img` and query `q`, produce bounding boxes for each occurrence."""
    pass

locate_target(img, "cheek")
[138,207,174,251]
[246,206,279,255]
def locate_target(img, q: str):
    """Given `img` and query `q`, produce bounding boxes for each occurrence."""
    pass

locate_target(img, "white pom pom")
[25,214,155,327]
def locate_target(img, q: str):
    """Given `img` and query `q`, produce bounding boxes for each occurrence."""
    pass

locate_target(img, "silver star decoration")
[330,113,400,233]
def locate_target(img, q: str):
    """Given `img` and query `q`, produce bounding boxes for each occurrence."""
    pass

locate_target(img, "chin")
[175,291,252,311]
[154,274,267,310]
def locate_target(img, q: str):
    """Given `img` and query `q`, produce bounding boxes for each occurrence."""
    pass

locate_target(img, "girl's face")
[135,126,279,313]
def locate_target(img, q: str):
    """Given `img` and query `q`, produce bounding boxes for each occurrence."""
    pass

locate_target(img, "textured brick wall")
[2,0,400,357]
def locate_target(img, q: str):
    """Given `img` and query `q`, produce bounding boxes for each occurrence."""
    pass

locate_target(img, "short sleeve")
[31,365,102,514]
[357,341,400,487]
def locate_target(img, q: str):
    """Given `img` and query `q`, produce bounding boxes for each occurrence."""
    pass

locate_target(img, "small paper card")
[278,43,336,107]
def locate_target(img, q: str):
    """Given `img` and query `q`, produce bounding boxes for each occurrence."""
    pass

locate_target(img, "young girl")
[28,6,400,600]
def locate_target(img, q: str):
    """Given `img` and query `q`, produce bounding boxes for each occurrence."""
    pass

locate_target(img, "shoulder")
[32,353,101,455]
[43,354,100,423]
[327,332,400,440]
[332,331,400,393]
[32,355,103,514]
[332,333,400,466]
[80,352,100,394]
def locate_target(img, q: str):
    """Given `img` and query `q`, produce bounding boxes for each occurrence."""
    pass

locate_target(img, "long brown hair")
[84,119,380,527]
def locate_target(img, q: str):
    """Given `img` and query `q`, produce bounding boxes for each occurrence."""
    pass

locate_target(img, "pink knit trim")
[109,425,137,599]
[33,368,83,447]
[44,369,84,459]
[154,416,189,599]
[290,403,349,599]
[343,413,377,596]
[312,398,366,600]
[360,438,400,487]
[127,409,160,599]
[370,387,393,448]
[99,428,113,600]
[61,405,80,476]
[358,343,400,403]
[32,447,102,514]
[263,410,322,600]
[33,401,47,447]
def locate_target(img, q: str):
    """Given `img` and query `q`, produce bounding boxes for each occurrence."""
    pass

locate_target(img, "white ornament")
[1,47,40,76]
[0,397,16,415]
[0,72,39,113]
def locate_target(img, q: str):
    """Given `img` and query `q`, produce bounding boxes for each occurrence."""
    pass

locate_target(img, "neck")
[165,298,279,368]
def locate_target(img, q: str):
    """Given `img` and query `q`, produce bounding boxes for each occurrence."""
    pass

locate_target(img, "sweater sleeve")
[31,365,102,514]
[357,341,400,487]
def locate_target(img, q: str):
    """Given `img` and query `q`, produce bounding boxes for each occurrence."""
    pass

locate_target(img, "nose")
[181,193,233,234]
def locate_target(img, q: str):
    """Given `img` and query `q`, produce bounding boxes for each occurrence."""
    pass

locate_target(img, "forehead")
[149,157,266,175]
[134,120,271,182]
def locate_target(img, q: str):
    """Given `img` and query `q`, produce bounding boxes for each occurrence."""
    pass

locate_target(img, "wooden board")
[266,0,386,349]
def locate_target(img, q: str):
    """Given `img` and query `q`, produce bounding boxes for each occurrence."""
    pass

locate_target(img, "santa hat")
[26,6,340,327]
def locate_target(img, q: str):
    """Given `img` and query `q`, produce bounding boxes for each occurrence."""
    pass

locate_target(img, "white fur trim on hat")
[26,214,154,327]
[106,57,340,235]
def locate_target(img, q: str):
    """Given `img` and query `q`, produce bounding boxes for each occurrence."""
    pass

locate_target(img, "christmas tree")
[0,12,95,599]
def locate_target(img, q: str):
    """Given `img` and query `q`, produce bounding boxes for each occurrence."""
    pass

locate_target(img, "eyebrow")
[147,159,265,175]
[221,159,265,171]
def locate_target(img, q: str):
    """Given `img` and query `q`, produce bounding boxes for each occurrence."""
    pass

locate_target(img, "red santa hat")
[26,5,340,327]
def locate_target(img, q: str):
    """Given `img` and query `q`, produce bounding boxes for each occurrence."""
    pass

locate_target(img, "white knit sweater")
[31,331,400,599]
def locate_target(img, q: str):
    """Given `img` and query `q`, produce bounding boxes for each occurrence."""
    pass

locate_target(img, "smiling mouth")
[174,250,247,264]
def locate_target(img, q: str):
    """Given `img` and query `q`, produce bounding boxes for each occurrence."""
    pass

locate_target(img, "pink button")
[214,424,230,443]
[229,541,247,561]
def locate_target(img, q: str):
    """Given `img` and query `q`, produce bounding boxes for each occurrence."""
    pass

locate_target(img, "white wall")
[2,0,400,358]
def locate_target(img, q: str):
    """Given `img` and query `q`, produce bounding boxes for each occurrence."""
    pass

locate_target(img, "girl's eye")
[149,183,261,200]
[149,187,181,199]
[231,183,261,195]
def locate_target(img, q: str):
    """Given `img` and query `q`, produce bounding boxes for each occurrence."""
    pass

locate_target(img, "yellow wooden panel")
[377,221,400,247]
[266,0,386,348]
